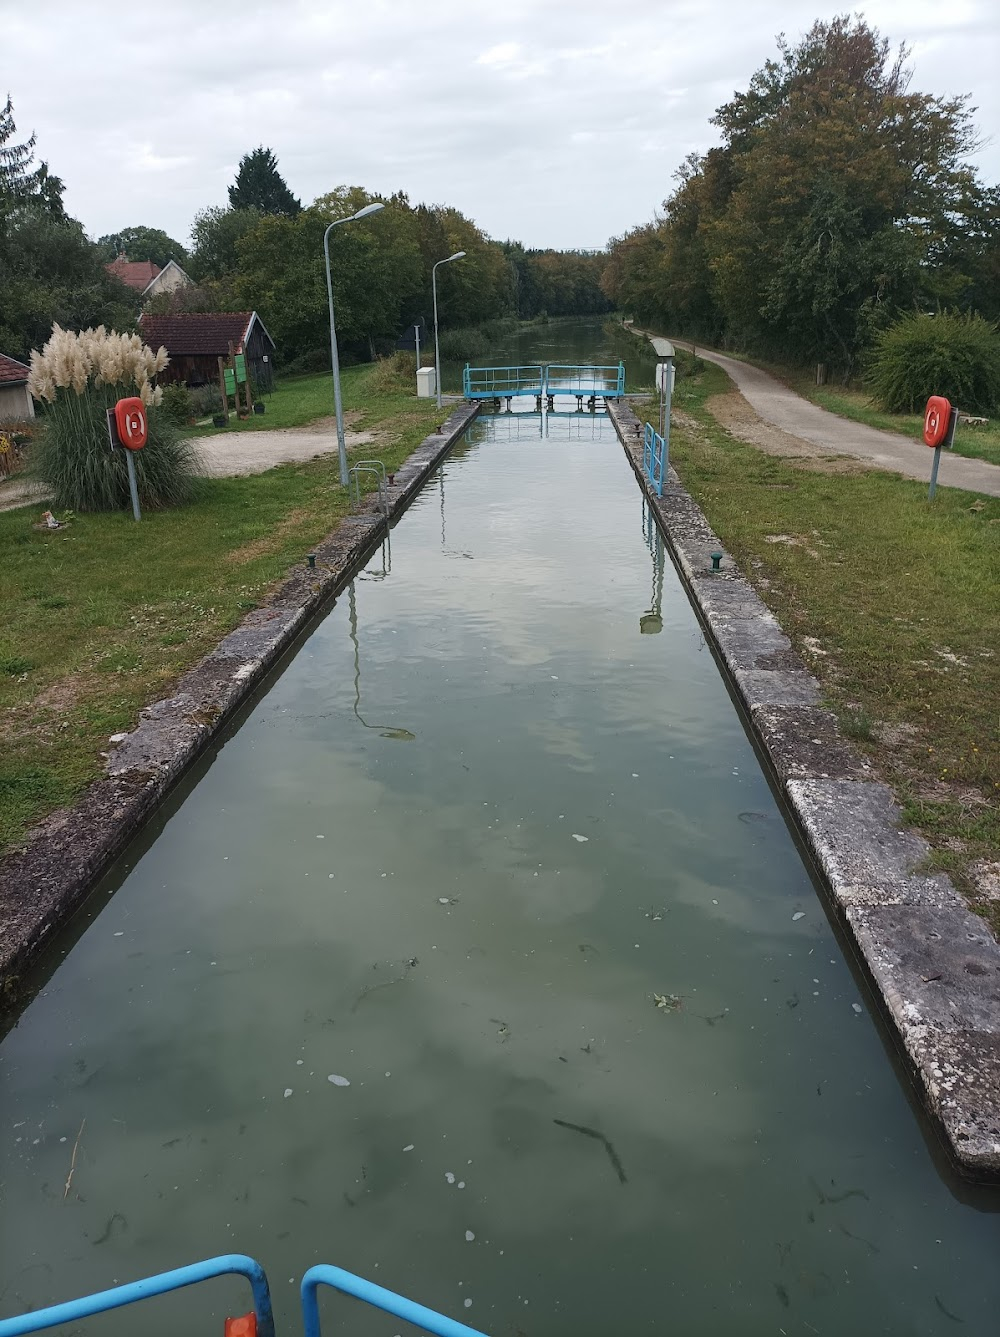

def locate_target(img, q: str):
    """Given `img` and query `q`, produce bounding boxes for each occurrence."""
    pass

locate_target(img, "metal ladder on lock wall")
[0,1255,488,1337]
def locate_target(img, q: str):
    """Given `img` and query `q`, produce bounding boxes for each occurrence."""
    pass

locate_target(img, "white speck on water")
[328,874,335,879]
[571,834,588,843]
[403,1144,415,1152]
[439,897,450,904]
[296,1060,303,1066]
[464,1300,472,1309]
[385,1071,391,1077]
[465,1230,475,1242]
[59,1137,67,1143]
[631,773,639,778]
[113,931,124,937]
[792,912,806,921]
[712,899,719,905]
[210,961,217,966]
[457,1181,466,1189]
[852,1003,863,1014]
[327,1074,351,1087]
[317,835,324,839]
[551,675,558,680]
[445,1172,455,1183]
[283,1089,293,1099]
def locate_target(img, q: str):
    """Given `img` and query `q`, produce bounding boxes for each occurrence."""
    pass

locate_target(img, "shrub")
[437,327,491,361]
[866,312,1000,414]
[279,348,330,377]
[189,384,222,417]
[28,325,198,511]
[368,351,416,393]
[158,383,193,426]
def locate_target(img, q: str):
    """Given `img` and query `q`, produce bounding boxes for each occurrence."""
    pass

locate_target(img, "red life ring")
[923,396,951,448]
[114,396,148,451]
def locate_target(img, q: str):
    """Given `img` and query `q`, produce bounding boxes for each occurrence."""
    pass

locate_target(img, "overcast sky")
[4,0,997,252]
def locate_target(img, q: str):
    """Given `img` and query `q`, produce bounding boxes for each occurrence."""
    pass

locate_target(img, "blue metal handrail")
[644,421,667,496]
[301,1264,488,1337]
[463,365,543,399]
[0,1254,275,1337]
[545,363,625,398]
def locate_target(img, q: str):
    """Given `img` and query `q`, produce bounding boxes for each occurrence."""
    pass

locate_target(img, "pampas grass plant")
[29,325,199,511]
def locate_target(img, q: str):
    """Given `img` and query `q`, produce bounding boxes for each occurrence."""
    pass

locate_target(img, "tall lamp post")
[432,251,465,409]
[324,201,384,485]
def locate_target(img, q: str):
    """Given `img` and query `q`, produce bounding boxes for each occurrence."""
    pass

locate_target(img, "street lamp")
[323,201,384,485]
[432,251,466,409]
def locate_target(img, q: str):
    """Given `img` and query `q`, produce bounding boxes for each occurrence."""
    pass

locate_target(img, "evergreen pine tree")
[228,146,301,216]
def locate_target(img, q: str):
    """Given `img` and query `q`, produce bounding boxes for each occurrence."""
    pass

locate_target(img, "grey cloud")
[5,0,997,249]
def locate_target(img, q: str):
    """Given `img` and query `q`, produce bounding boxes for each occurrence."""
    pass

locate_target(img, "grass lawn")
[184,367,356,436]
[0,365,442,852]
[644,361,1000,930]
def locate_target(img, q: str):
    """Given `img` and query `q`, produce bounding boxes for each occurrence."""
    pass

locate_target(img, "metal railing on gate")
[544,363,625,399]
[462,366,544,399]
[643,421,668,496]
[462,364,626,402]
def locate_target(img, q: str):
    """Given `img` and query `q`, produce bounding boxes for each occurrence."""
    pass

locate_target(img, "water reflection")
[477,407,609,444]
[347,580,414,740]
[639,500,665,635]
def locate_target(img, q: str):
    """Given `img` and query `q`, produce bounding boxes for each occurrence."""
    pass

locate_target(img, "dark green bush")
[158,383,193,426]
[866,312,1000,414]
[189,384,222,417]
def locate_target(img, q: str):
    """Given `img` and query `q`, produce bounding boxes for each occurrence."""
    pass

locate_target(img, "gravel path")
[648,334,1000,497]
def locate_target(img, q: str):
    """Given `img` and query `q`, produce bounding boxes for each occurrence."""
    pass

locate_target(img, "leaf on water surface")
[380,728,416,740]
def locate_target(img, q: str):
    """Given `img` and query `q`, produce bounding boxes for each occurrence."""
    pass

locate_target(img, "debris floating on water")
[403,1144,415,1152]
[445,1172,456,1184]
[792,912,806,921]
[571,834,589,843]
[465,1230,475,1242]
[327,1074,351,1087]
[283,1089,293,1099]
[852,1003,863,1014]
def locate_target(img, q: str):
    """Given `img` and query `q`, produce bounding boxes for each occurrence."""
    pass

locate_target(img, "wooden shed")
[138,312,275,393]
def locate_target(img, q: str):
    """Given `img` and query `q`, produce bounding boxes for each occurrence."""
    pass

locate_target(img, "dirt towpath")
[646,333,1000,497]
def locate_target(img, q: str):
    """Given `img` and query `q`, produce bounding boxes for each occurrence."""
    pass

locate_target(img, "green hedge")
[866,312,1000,414]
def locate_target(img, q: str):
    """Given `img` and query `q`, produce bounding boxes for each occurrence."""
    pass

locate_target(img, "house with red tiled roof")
[138,311,275,392]
[106,254,194,302]
[0,353,34,421]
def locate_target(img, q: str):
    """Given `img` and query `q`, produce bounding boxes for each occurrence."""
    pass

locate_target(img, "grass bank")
[641,360,1000,930]
[0,365,441,852]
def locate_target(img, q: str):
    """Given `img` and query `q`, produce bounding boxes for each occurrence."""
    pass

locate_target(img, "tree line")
[600,16,1000,375]
[0,132,610,369]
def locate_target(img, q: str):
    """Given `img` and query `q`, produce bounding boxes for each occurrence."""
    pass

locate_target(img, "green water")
[2,350,999,1335]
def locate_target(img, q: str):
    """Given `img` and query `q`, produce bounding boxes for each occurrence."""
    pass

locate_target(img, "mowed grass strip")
[0,366,442,851]
[650,362,1000,930]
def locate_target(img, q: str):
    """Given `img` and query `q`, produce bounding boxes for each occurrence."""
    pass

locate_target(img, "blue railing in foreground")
[545,362,626,398]
[301,1264,488,1337]
[463,365,544,399]
[0,1254,275,1337]
[644,421,668,496]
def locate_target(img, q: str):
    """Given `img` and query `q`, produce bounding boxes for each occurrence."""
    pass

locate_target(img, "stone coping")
[0,403,480,1000]
[606,398,1000,1179]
